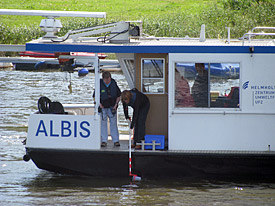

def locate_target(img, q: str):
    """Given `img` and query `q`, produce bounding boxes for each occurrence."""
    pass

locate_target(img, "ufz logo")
[242,81,249,90]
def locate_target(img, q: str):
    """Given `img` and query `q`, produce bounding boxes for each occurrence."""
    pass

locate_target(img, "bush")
[0,1,274,44]
[0,23,43,44]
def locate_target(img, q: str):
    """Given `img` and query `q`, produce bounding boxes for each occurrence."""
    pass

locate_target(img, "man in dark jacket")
[121,88,150,149]
[94,71,121,147]
[191,63,208,107]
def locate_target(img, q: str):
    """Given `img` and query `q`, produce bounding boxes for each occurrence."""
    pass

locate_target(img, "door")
[135,53,168,138]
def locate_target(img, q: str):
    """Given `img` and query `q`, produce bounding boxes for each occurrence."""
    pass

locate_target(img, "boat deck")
[101,140,131,151]
[101,135,157,152]
[100,134,168,152]
[100,136,275,155]
[27,36,275,55]
[29,37,275,47]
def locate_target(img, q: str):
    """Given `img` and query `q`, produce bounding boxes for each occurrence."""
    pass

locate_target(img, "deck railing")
[242,27,275,45]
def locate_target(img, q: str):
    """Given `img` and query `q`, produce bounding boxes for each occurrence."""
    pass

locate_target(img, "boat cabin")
[25,21,275,153]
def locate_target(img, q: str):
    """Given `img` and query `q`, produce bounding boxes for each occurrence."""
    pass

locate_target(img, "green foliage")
[142,13,201,38]
[202,0,275,38]
[0,0,211,26]
[222,0,253,10]
[222,0,274,10]
[143,1,275,39]
[0,0,274,44]
[0,23,43,44]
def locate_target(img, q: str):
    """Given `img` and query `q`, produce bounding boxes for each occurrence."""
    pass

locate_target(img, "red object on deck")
[19,51,55,58]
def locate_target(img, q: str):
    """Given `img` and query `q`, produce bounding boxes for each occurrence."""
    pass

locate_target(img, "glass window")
[123,59,135,85]
[210,63,240,108]
[174,63,195,107]
[141,59,165,94]
[174,62,240,108]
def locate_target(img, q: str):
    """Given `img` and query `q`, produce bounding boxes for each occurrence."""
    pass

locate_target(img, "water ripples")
[1,69,275,206]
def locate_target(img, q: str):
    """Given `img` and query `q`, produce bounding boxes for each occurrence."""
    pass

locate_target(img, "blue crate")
[144,135,165,150]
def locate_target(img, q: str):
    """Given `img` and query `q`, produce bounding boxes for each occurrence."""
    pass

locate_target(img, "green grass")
[0,0,215,26]
[0,0,274,45]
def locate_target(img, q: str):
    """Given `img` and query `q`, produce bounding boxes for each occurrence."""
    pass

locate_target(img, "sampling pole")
[128,120,141,181]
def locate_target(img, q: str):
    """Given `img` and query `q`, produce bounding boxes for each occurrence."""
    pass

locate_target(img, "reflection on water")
[2,165,275,206]
[1,70,275,206]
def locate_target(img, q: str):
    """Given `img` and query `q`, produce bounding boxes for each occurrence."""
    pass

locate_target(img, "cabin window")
[174,62,240,108]
[123,59,135,85]
[141,58,165,94]
[210,63,240,108]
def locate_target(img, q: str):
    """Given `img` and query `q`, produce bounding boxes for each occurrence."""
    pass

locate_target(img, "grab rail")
[251,27,275,32]
[242,27,275,45]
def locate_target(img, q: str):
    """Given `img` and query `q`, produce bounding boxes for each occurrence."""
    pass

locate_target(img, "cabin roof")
[26,38,275,54]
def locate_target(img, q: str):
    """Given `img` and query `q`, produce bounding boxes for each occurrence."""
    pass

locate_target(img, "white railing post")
[94,53,100,119]
[94,53,101,149]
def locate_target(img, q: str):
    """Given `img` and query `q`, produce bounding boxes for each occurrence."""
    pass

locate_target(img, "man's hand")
[113,103,118,110]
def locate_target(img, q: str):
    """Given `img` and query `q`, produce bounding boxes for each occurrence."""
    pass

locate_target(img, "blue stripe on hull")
[26,43,275,54]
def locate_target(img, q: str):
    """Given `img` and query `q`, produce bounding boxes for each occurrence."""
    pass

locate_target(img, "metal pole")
[129,125,132,176]
[93,53,101,149]
[128,123,141,181]
[94,53,100,118]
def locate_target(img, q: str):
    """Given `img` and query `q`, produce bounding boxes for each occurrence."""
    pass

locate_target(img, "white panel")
[27,114,100,150]
[242,54,275,112]
[168,53,275,151]
[169,113,275,151]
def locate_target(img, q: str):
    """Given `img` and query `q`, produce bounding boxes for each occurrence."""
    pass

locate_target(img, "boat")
[19,51,56,58]
[14,51,108,70]
[19,51,107,59]
[16,11,275,180]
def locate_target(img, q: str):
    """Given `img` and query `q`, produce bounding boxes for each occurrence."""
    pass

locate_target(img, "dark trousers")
[134,101,150,144]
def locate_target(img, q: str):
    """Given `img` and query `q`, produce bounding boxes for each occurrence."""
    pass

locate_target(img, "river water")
[1,69,275,206]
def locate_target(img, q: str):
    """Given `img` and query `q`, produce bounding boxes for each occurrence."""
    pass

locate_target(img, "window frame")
[122,58,135,87]
[173,61,241,110]
[141,58,165,94]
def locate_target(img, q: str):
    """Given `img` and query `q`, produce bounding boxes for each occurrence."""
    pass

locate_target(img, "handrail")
[242,26,275,45]
[251,27,275,32]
